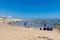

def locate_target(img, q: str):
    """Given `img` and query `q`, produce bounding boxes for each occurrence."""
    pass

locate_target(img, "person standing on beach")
[40,22,43,30]
[41,21,47,30]
[40,21,46,30]
[43,22,47,30]
[24,21,27,27]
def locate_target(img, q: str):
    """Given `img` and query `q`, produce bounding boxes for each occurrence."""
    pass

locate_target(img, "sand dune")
[0,23,60,40]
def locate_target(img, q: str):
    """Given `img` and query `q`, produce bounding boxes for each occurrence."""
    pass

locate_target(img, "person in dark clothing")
[40,22,43,30]
[49,26,53,31]
[47,26,53,31]
[43,23,47,30]
[24,22,27,27]
[47,27,50,30]
[40,28,42,30]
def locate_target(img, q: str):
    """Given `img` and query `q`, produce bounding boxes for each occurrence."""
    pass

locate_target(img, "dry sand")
[0,23,60,40]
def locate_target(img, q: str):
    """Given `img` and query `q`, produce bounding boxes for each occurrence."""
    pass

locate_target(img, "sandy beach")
[0,23,60,40]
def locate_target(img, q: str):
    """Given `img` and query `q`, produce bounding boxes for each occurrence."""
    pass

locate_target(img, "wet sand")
[0,23,60,40]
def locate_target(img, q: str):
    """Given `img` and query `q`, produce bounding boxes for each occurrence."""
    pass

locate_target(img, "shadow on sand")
[38,36,53,40]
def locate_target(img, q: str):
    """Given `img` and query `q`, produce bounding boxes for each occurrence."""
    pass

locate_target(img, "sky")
[0,0,60,19]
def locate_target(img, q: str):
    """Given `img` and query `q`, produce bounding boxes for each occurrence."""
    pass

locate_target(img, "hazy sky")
[0,0,60,19]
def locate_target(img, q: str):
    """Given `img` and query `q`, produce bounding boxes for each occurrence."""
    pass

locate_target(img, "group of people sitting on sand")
[40,21,53,31]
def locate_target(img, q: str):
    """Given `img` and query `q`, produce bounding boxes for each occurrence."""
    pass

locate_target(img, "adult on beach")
[24,21,27,27]
[43,22,47,30]
[47,26,53,31]
[40,21,47,30]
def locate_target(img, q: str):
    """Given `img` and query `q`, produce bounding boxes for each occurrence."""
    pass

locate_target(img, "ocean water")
[9,19,60,28]
[10,21,56,28]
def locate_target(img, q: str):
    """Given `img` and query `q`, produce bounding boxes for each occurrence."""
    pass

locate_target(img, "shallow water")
[9,21,58,28]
